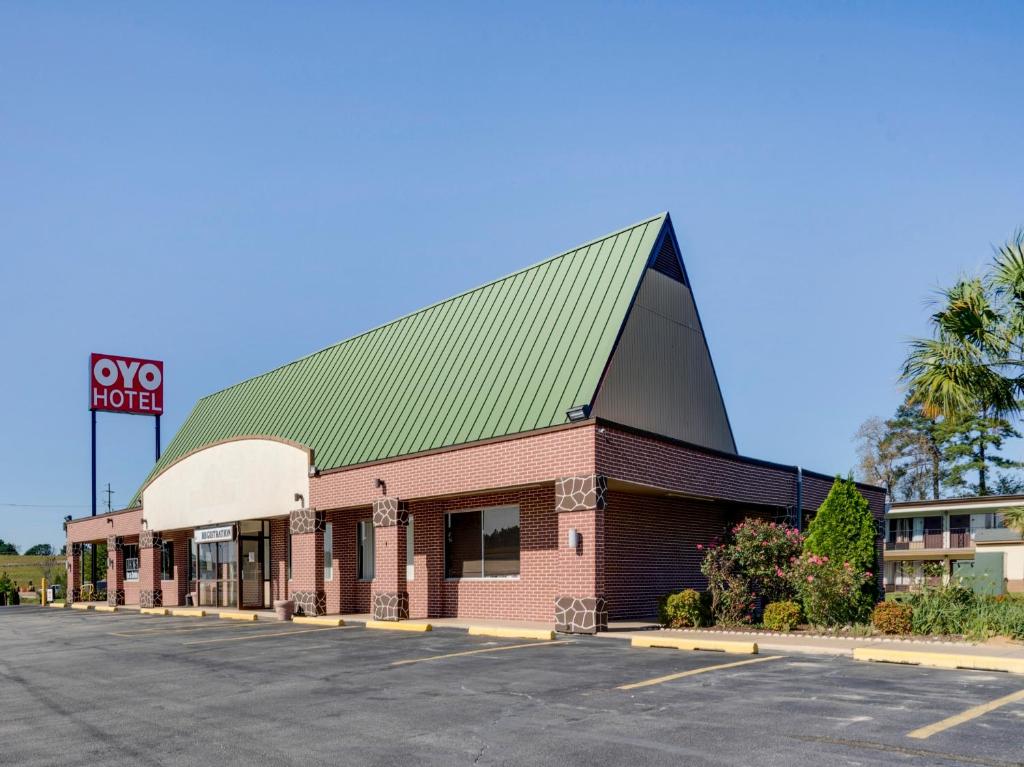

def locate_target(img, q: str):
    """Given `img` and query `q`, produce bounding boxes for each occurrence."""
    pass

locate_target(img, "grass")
[0,555,61,590]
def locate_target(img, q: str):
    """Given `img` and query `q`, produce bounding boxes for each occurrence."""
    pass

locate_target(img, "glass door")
[240,536,264,609]
[197,540,238,608]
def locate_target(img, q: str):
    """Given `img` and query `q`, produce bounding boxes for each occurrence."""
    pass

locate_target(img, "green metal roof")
[134,213,668,502]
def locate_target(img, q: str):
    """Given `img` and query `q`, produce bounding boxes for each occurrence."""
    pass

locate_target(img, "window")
[406,515,414,581]
[358,520,374,580]
[324,522,334,582]
[188,538,196,583]
[123,544,140,581]
[161,540,174,581]
[287,532,293,581]
[445,506,520,579]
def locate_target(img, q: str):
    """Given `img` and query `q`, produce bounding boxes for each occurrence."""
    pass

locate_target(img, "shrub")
[730,519,803,603]
[763,601,802,632]
[700,544,756,626]
[872,601,913,634]
[906,587,1024,640]
[804,477,878,601]
[788,553,872,627]
[659,589,710,628]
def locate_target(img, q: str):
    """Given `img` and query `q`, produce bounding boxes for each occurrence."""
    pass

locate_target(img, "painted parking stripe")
[907,688,1024,739]
[617,655,783,690]
[183,626,355,646]
[391,640,575,666]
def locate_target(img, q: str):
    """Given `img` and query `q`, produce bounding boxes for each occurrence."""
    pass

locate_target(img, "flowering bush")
[700,544,756,625]
[788,553,872,627]
[730,519,804,603]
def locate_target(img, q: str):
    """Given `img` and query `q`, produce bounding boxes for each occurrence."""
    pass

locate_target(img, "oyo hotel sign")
[90,353,164,415]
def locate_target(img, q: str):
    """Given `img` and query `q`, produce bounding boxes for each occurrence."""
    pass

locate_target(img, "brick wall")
[311,424,595,510]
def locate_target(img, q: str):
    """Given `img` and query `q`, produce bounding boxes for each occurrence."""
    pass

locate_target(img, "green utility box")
[953,552,1005,596]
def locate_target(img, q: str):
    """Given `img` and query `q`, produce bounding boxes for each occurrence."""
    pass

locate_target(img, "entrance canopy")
[142,437,311,531]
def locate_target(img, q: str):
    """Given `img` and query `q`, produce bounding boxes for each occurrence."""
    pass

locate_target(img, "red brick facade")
[65,420,886,626]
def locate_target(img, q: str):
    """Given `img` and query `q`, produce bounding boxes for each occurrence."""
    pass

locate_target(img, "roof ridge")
[196,212,668,402]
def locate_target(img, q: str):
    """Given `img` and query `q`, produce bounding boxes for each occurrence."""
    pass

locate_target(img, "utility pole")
[104,483,115,513]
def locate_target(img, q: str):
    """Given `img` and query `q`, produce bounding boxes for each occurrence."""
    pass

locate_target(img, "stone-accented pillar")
[553,475,608,634]
[67,543,82,603]
[107,536,125,606]
[139,530,163,608]
[372,497,408,621]
[289,508,326,616]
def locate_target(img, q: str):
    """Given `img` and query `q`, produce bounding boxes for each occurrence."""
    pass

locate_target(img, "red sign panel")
[89,353,163,415]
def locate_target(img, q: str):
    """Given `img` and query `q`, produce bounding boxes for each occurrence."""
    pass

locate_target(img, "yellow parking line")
[617,655,783,690]
[391,640,574,667]
[907,688,1024,739]
[183,626,354,646]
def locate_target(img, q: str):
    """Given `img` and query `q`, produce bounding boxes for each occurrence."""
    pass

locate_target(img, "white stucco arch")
[142,438,311,531]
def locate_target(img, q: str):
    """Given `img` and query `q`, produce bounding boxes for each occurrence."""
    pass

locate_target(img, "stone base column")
[67,543,82,603]
[372,497,408,621]
[139,531,163,608]
[107,535,125,606]
[554,475,608,634]
[289,508,326,615]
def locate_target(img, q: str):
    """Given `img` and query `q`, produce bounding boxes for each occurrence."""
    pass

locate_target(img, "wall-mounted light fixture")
[374,478,387,495]
[567,527,580,549]
[566,404,591,422]
[294,493,305,507]
[308,464,319,478]
[140,518,148,529]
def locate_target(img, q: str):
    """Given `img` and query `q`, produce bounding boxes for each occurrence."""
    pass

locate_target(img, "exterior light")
[308,464,319,478]
[566,404,591,422]
[567,528,580,548]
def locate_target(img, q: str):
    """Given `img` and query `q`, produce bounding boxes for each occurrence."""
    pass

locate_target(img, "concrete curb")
[853,647,1024,675]
[631,635,758,655]
[293,616,345,627]
[170,608,207,618]
[94,605,118,613]
[140,607,170,615]
[48,602,66,609]
[467,626,556,641]
[365,620,432,632]
[71,603,95,611]
[219,611,258,621]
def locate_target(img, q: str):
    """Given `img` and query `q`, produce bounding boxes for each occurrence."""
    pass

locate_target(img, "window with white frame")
[324,522,334,582]
[358,520,374,581]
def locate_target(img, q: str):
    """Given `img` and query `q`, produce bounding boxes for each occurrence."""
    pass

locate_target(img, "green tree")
[0,539,18,555]
[1003,506,1024,535]
[889,400,947,500]
[804,477,877,577]
[24,543,53,556]
[940,412,1022,496]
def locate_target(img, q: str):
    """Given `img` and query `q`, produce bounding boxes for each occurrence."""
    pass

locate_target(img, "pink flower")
[807,575,815,583]
[865,571,872,578]
[696,543,704,551]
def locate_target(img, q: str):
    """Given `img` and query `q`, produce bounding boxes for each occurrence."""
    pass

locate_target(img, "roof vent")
[652,234,685,283]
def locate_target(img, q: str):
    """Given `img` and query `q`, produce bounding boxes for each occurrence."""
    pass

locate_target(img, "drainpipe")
[795,466,803,531]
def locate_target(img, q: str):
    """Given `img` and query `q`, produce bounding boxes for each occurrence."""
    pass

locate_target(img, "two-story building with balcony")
[884,495,1024,594]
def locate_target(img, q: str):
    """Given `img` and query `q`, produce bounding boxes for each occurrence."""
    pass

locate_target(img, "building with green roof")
[67,213,884,631]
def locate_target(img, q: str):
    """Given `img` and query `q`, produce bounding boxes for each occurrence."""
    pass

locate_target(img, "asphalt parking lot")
[1,608,1022,767]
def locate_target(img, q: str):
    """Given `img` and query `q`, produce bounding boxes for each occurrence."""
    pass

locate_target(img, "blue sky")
[2,3,1023,550]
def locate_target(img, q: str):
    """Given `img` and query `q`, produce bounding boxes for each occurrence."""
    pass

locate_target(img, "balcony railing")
[885,528,971,551]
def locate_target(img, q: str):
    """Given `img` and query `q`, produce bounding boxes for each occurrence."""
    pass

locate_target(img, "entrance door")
[240,536,264,609]
[197,540,238,608]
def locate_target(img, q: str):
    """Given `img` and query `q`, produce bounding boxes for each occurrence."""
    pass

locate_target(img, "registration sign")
[195,525,234,544]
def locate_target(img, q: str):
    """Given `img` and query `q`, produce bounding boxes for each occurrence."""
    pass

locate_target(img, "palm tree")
[1002,506,1024,536]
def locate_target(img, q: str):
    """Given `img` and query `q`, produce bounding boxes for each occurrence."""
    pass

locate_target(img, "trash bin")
[273,599,294,621]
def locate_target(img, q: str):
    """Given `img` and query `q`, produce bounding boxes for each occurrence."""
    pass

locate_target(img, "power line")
[0,503,90,509]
